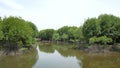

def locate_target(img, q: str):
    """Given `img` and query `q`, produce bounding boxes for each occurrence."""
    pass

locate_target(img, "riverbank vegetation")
[1,14,120,55]
[0,16,38,55]
[38,14,120,52]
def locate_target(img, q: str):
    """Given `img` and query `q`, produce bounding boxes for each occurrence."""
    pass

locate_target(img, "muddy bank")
[0,45,37,56]
[78,44,120,54]
[39,41,120,54]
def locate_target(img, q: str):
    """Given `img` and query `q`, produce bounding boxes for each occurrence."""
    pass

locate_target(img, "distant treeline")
[38,14,120,45]
[0,16,38,51]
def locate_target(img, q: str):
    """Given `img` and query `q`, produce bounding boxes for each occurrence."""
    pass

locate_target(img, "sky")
[0,0,120,30]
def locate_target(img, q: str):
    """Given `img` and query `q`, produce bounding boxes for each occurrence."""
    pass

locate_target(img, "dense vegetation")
[1,14,120,54]
[83,14,120,45]
[38,14,120,46]
[38,26,84,43]
[0,16,38,52]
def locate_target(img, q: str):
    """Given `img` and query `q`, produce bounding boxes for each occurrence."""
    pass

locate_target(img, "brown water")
[0,43,120,68]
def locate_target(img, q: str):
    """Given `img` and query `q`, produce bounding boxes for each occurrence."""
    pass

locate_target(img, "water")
[33,46,81,68]
[0,43,120,68]
[0,48,37,68]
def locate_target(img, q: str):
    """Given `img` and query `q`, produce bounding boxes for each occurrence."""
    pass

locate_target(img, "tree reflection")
[39,44,55,53]
[0,49,38,68]
[38,42,120,68]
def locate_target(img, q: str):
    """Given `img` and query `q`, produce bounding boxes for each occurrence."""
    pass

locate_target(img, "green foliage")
[89,36,112,44]
[39,26,84,43]
[0,21,4,40]
[57,26,84,42]
[78,27,84,41]
[67,26,83,42]
[27,22,38,37]
[82,18,101,39]
[61,33,68,41]
[89,36,98,44]
[83,14,120,44]
[98,14,120,43]
[52,32,60,41]
[39,29,55,40]
[2,16,33,45]
[68,26,78,40]
[99,36,112,44]
[57,26,69,36]
[0,16,38,49]
[38,14,120,45]
[39,30,47,40]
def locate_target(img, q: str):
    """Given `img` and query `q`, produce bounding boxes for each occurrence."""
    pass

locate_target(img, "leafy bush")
[89,36,112,44]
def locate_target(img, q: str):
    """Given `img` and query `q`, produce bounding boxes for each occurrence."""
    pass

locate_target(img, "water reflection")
[33,43,120,68]
[38,44,55,53]
[0,49,38,68]
[33,45,81,68]
[0,43,120,68]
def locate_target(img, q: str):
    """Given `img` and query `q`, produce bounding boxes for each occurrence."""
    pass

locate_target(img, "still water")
[33,45,81,68]
[0,43,120,68]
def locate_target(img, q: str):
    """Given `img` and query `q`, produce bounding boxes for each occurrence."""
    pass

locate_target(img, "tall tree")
[82,18,101,39]
[98,14,120,43]
[27,21,38,37]
[39,29,55,40]
[57,26,69,36]
[0,17,4,40]
[82,14,120,44]
[52,32,60,41]
[2,16,35,47]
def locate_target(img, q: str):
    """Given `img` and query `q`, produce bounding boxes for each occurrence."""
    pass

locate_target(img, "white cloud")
[0,0,120,30]
[0,0,23,10]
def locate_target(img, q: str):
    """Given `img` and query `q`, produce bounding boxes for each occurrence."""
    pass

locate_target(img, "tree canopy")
[38,14,120,45]
[0,16,38,50]
[38,26,83,43]
[82,14,120,44]
[38,29,55,40]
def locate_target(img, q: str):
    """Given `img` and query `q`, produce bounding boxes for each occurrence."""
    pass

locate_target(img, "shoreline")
[0,45,37,56]
[39,41,120,54]
[1,41,120,56]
